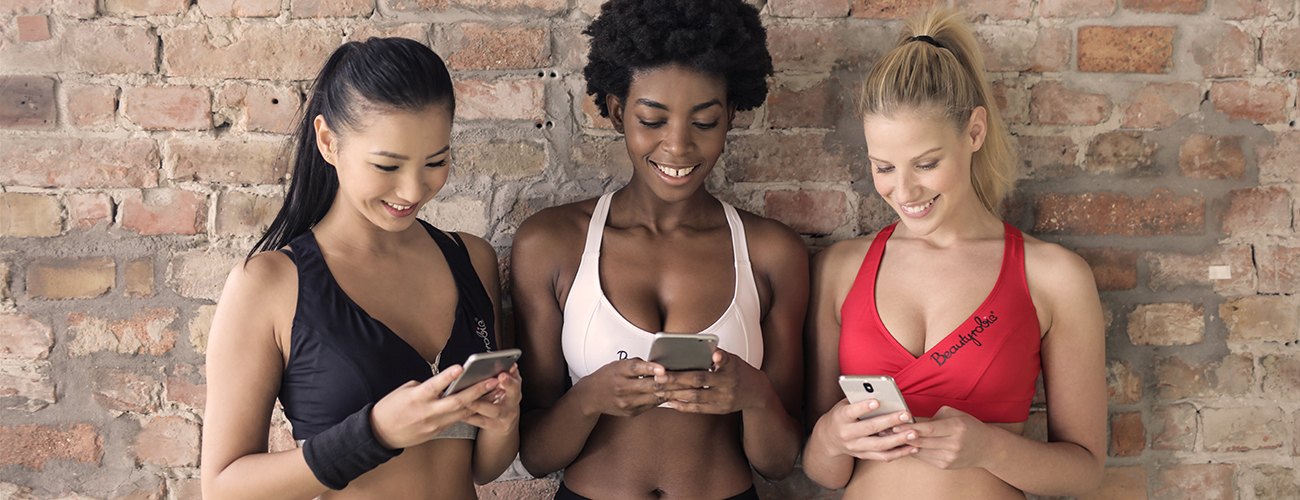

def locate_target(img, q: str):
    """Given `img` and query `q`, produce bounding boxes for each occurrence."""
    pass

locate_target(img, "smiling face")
[315,105,453,233]
[608,64,734,203]
[864,107,988,236]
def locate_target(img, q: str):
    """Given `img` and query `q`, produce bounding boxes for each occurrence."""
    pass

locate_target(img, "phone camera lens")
[864,383,874,393]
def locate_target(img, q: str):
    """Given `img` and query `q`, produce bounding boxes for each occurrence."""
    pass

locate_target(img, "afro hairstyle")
[583,0,773,118]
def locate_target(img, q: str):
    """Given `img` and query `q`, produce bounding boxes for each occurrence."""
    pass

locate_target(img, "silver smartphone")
[838,375,913,423]
[648,333,718,371]
[442,348,521,397]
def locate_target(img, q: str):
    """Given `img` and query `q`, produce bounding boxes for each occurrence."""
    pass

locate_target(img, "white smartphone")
[648,333,718,371]
[442,349,521,397]
[838,375,913,423]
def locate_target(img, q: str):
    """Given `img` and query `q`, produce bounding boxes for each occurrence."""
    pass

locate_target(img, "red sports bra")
[839,222,1041,423]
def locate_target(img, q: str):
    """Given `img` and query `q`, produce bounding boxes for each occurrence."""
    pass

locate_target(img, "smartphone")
[442,349,522,397]
[648,333,718,371]
[838,375,913,423]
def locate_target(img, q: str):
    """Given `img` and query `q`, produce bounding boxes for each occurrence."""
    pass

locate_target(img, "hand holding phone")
[443,349,522,397]
[648,333,718,371]
[839,375,913,423]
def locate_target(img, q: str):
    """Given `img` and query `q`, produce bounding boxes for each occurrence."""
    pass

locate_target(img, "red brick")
[0,424,101,470]
[1154,353,1253,400]
[1252,464,1300,500]
[1202,406,1285,452]
[196,0,280,16]
[290,0,372,16]
[169,248,242,301]
[0,315,53,359]
[1106,360,1142,404]
[0,24,156,74]
[1262,354,1300,397]
[123,86,210,131]
[1127,302,1203,346]
[0,76,55,130]
[859,194,899,236]
[1109,412,1144,457]
[132,416,199,467]
[1033,189,1204,236]
[1078,26,1175,74]
[1039,0,1116,17]
[162,24,341,80]
[1125,0,1203,13]
[723,134,858,182]
[457,142,545,180]
[216,83,300,134]
[124,257,153,298]
[1077,466,1146,500]
[1223,187,1290,236]
[1177,135,1245,180]
[955,0,1031,19]
[348,23,430,45]
[477,479,561,500]
[1029,81,1110,125]
[120,188,206,236]
[189,305,216,354]
[169,478,202,500]
[1258,245,1300,294]
[1084,131,1156,175]
[445,23,548,70]
[579,91,613,130]
[1076,247,1137,291]
[0,359,55,411]
[92,369,161,413]
[1155,464,1234,500]
[768,24,897,73]
[216,191,281,238]
[767,78,839,129]
[1212,0,1294,19]
[66,84,119,129]
[104,0,186,16]
[67,193,113,229]
[851,0,939,18]
[976,26,1071,72]
[166,363,205,408]
[989,79,1028,124]
[0,193,62,237]
[1121,82,1200,129]
[1263,26,1300,75]
[1259,131,1300,183]
[28,257,114,300]
[168,136,287,184]
[65,308,180,357]
[452,0,565,11]
[1017,135,1078,180]
[1222,296,1299,342]
[112,476,166,500]
[454,78,545,121]
[16,15,49,42]
[267,405,297,452]
[1151,404,1196,451]
[0,137,158,188]
[1190,23,1255,78]
[1146,245,1255,295]
[0,0,48,15]
[1211,81,1290,124]
[765,190,847,235]
[768,0,851,17]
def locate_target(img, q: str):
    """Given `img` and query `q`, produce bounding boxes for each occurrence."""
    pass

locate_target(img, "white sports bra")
[562,193,764,385]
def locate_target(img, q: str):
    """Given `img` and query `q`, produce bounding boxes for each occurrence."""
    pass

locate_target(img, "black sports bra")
[277,220,496,440]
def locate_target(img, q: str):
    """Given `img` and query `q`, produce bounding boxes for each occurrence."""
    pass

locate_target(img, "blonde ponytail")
[859,9,1017,215]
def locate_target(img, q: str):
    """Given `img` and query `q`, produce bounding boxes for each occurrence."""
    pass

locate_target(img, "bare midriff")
[842,420,1028,500]
[562,408,754,500]
[321,438,476,500]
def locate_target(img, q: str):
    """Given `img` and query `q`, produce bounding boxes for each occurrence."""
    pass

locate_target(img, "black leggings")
[554,482,760,500]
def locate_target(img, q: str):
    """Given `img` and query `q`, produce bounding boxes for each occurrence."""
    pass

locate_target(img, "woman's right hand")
[369,365,502,449]
[574,359,667,418]
[813,398,919,462]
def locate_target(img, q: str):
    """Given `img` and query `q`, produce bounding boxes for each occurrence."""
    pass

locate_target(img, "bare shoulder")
[1021,233,1095,294]
[223,250,297,302]
[455,232,499,264]
[734,208,807,262]
[811,234,875,279]
[513,198,599,257]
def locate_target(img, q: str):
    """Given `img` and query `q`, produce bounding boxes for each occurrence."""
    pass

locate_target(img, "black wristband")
[301,403,403,490]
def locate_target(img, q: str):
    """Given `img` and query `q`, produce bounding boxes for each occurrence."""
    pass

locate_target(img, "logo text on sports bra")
[475,318,491,350]
[617,350,628,360]
[930,311,996,367]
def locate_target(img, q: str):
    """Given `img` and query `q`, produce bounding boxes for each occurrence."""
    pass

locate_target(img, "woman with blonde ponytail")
[802,10,1105,498]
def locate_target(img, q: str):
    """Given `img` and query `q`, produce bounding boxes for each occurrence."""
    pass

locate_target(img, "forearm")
[800,417,856,490]
[981,427,1104,497]
[202,449,329,500]
[740,385,802,480]
[519,384,602,476]
[473,427,520,485]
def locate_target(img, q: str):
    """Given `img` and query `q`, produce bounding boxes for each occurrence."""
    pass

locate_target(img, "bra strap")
[721,202,750,266]
[584,193,614,255]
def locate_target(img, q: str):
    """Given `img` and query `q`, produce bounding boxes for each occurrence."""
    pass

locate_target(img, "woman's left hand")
[653,349,765,414]
[891,406,995,470]
[463,365,523,435]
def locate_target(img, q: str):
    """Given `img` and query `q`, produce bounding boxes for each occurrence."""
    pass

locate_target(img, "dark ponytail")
[248,37,456,260]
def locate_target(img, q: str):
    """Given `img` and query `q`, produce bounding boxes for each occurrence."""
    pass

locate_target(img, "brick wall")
[0,0,1297,498]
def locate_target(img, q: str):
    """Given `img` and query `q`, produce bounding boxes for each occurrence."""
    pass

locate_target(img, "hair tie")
[910,35,942,49]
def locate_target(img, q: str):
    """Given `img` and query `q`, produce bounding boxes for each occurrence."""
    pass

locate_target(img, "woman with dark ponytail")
[802,10,1105,499]
[201,37,520,500]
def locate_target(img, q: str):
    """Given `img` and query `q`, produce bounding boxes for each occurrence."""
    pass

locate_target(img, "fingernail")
[868,400,879,409]
[900,413,910,421]
[907,432,916,440]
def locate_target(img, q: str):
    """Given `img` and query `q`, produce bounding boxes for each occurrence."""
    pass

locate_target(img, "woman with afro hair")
[510,0,808,499]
